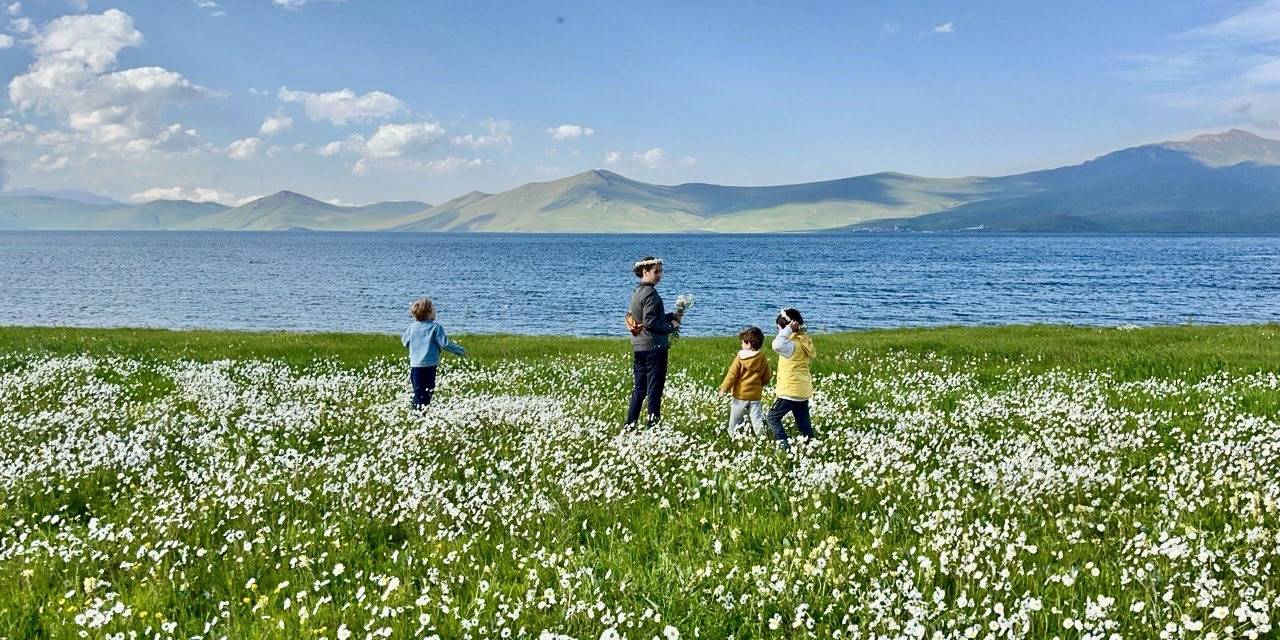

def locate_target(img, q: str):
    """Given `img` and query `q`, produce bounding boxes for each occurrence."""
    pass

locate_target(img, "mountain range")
[4,129,1280,233]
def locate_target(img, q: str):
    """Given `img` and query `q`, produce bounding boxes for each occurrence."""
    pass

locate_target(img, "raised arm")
[772,325,796,359]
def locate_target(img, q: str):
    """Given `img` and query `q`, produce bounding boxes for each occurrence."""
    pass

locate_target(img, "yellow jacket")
[774,330,815,400]
[719,349,771,401]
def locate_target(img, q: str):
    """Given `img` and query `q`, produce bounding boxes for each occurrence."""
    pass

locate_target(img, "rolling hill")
[4,129,1280,232]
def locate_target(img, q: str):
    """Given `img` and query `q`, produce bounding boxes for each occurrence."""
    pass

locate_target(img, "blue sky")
[0,0,1272,205]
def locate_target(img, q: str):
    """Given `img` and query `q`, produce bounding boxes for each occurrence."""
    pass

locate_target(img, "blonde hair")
[410,298,436,321]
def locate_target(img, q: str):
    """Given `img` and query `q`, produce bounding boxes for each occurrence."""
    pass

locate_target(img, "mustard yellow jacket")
[719,349,772,401]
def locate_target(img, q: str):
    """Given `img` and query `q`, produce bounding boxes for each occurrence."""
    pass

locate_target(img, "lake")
[2,231,1278,335]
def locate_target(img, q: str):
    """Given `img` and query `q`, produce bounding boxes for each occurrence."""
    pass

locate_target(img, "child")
[719,326,771,436]
[402,297,465,409]
[766,307,815,449]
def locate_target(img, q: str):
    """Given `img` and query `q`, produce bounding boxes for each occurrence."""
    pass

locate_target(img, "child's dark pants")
[410,366,438,409]
[766,398,813,448]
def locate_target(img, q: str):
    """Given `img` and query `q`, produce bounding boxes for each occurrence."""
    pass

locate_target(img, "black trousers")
[410,366,438,409]
[626,348,669,426]
[766,397,813,446]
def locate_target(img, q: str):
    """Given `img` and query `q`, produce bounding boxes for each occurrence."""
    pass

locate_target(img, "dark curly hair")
[776,307,805,329]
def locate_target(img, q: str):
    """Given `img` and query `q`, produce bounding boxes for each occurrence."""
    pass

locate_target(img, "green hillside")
[6,129,1280,233]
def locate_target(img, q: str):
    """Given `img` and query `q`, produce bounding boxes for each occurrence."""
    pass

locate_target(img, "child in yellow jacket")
[718,326,772,436]
[767,307,815,449]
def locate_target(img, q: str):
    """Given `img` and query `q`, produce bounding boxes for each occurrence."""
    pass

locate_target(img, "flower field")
[0,326,1278,639]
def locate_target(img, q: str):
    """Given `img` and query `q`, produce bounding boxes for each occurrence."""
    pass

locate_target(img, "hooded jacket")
[772,326,815,400]
[719,348,772,401]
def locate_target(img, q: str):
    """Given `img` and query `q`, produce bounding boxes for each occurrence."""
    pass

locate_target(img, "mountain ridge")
[4,129,1280,232]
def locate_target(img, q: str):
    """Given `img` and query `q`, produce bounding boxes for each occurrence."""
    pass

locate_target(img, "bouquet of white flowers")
[673,294,694,339]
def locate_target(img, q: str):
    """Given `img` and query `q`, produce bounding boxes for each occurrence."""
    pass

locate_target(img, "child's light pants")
[728,398,766,436]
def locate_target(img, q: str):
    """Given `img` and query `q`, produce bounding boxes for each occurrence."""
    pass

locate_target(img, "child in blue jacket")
[402,297,466,409]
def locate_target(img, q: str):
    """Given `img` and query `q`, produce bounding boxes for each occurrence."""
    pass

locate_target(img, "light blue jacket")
[402,320,465,367]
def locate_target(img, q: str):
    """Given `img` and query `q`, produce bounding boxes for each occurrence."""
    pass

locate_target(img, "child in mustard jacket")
[767,307,815,448]
[718,326,771,436]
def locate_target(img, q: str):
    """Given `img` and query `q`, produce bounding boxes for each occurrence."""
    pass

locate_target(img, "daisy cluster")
[0,349,1276,639]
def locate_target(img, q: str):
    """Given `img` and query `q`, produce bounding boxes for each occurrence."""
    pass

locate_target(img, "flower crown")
[633,257,664,268]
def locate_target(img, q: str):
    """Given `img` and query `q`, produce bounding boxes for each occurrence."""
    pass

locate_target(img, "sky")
[0,0,1275,206]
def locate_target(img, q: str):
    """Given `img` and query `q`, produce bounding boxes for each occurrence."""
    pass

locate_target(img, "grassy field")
[0,324,1278,639]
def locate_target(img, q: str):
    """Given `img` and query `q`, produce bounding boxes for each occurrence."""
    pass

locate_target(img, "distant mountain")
[184,191,431,230]
[1160,129,1280,167]
[0,191,430,231]
[6,129,1280,232]
[2,188,123,206]
[848,130,1280,232]
[0,195,121,229]
[100,200,230,230]
[394,169,999,232]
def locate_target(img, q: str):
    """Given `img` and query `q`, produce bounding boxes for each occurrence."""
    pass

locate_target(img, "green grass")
[0,324,1278,639]
[6,322,1280,373]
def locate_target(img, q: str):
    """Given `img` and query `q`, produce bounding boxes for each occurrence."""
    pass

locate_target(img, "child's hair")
[776,307,805,329]
[737,326,764,350]
[633,256,663,278]
[410,298,436,321]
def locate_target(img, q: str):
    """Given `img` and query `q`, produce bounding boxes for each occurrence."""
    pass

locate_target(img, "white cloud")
[192,0,224,17]
[547,123,594,141]
[7,10,212,153]
[1186,0,1280,43]
[272,0,345,10]
[1128,1,1280,126]
[32,153,69,171]
[322,121,445,160]
[452,118,512,148]
[9,16,32,34]
[0,34,12,49]
[129,185,241,205]
[633,147,665,168]
[259,113,293,136]
[0,117,28,144]
[6,3,20,16]
[880,22,898,35]
[603,151,620,165]
[121,123,200,153]
[350,155,486,176]
[364,121,444,158]
[677,156,698,167]
[278,87,405,125]
[1244,58,1280,86]
[66,0,87,10]
[226,136,262,159]
[932,22,955,34]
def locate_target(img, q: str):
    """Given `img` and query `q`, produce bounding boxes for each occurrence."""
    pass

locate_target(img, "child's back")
[721,327,770,437]
[403,298,465,410]
[767,308,815,448]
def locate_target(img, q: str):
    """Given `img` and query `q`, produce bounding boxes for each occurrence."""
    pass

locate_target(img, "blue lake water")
[2,231,1278,335]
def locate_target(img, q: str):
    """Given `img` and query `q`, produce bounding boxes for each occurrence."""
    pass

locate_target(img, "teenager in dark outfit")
[625,256,682,428]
